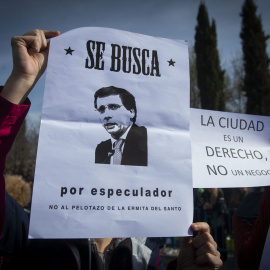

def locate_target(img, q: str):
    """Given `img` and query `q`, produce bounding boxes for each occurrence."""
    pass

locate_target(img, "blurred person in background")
[202,188,228,261]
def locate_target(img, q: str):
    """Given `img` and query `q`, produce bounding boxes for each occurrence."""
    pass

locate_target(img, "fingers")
[196,252,223,269]
[26,30,60,53]
[195,238,218,257]
[11,29,60,54]
[192,225,217,254]
[23,29,60,38]
[190,222,210,233]
[193,232,217,250]
[43,30,61,39]
[191,222,223,269]
[2,29,60,104]
[194,238,222,269]
[10,29,60,73]
[180,236,193,247]
[28,30,48,54]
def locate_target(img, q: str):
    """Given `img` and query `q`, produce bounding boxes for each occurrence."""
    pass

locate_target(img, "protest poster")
[29,27,193,238]
[191,108,270,188]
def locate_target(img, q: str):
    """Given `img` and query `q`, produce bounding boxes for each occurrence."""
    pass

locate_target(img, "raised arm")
[0,29,60,104]
[0,29,59,240]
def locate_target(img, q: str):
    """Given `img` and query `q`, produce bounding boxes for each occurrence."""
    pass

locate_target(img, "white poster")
[191,108,270,188]
[29,27,193,238]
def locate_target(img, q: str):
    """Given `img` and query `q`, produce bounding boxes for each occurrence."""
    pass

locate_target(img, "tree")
[5,117,39,181]
[6,119,29,174]
[240,0,270,116]
[195,2,225,111]
[224,55,246,113]
[189,46,200,108]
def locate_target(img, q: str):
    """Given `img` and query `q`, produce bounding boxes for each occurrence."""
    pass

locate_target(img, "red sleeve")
[233,187,270,270]
[0,90,30,237]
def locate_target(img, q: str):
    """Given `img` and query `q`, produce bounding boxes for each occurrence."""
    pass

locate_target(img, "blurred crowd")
[193,187,250,261]
[163,186,268,267]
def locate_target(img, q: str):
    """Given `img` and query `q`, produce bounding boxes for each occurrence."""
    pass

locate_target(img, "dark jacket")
[0,195,163,269]
[95,124,147,166]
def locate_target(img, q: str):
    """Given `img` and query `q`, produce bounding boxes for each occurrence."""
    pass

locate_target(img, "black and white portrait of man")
[94,86,147,166]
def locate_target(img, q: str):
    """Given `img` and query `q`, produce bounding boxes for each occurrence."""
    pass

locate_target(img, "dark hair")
[94,86,137,123]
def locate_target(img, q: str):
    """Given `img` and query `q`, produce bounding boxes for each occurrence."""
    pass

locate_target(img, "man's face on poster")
[96,95,135,139]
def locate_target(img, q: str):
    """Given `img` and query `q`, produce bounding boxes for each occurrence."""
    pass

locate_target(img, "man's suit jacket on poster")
[95,124,147,166]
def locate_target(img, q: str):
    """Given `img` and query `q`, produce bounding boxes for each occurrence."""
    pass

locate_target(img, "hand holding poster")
[191,108,270,188]
[29,27,193,238]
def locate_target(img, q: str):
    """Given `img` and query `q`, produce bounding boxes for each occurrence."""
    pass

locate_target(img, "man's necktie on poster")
[113,139,124,165]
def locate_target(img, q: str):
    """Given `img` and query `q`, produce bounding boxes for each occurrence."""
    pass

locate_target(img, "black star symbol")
[65,47,75,55]
[168,59,176,66]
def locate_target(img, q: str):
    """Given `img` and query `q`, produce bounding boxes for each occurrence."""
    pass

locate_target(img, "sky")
[1,0,270,123]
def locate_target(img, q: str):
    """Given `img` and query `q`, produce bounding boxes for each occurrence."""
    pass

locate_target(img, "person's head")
[94,86,137,139]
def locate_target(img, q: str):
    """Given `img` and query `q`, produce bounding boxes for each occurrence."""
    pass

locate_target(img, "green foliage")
[189,46,200,108]
[240,0,270,116]
[195,2,225,111]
